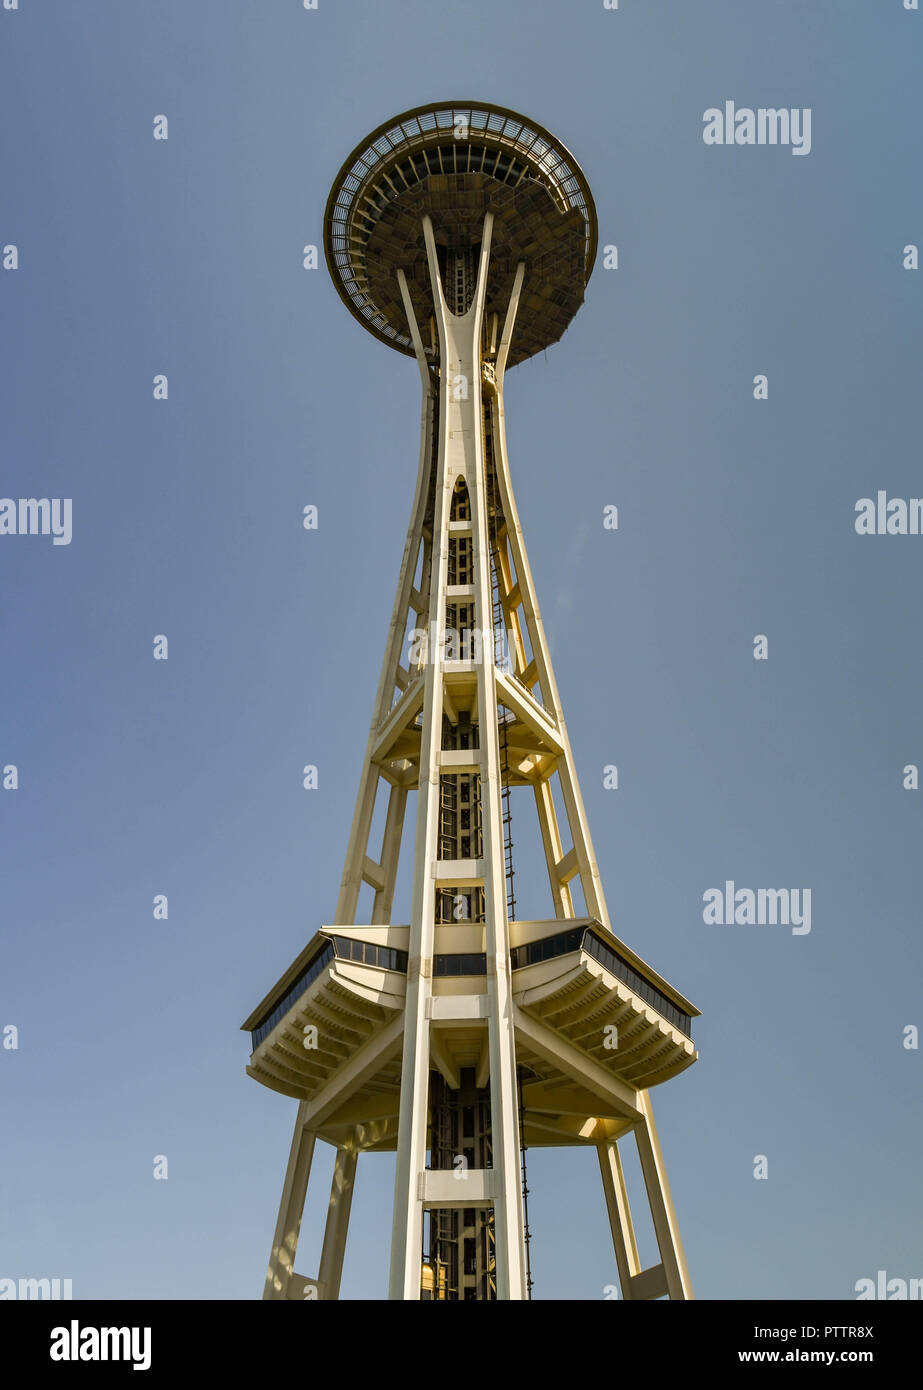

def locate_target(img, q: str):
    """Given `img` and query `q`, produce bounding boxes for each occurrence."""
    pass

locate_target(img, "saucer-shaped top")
[323,102,598,368]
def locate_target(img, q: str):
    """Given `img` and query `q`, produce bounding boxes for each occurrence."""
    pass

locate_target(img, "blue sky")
[1,0,920,1300]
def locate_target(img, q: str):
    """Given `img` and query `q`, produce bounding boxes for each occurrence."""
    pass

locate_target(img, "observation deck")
[323,102,599,368]
[242,921,698,1151]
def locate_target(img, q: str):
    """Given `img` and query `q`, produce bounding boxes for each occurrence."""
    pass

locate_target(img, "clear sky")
[1,0,920,1301]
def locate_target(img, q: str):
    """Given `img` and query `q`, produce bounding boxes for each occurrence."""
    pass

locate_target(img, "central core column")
[388,213,528,1301]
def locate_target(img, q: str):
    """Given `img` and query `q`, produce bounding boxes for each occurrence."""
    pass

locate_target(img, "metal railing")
[510,926,693,1039]
[251,923,692,1051]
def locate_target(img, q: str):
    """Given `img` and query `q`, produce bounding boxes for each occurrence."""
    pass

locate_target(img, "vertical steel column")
[317,1142,358,1300]
[388,215,527,1300]
[263,1107,316,1300]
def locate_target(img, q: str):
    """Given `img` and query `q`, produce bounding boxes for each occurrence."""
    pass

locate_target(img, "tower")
[242,102,699,1301]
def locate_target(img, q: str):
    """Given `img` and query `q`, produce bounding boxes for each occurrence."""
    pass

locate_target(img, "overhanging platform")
[243,920,698,1150]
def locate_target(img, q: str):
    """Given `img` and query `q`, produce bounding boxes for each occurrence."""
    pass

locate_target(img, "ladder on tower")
[486,433,531,1294]
[486,441,516,923]
[498,713,516,922]
[517,1066,534,1299]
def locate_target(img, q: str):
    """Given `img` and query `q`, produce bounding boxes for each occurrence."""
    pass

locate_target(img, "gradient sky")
[1,0,921,1301]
